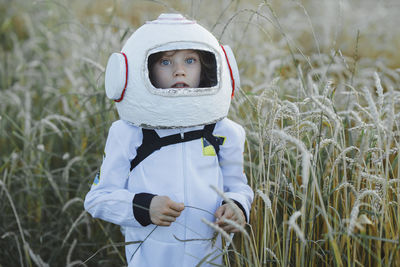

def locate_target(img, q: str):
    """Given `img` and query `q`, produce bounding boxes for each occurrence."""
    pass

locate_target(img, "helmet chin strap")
[114,52,129,102]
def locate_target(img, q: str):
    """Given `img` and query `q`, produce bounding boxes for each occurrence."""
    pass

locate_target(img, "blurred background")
[1,0,399,266]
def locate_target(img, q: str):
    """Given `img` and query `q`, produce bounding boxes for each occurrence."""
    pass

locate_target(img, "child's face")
[151,49,201,89]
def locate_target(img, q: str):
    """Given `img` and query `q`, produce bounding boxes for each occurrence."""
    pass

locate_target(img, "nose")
[173,63,186,76]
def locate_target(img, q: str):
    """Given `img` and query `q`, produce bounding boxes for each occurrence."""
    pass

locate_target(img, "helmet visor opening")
[147,49,218,89]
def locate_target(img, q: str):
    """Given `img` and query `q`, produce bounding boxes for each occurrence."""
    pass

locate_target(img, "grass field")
[1,0,399,266]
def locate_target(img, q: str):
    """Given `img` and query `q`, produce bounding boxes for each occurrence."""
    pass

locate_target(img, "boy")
[84,13,253,266]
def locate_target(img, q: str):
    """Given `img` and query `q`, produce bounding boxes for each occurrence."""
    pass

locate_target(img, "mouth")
[171,82,190,88]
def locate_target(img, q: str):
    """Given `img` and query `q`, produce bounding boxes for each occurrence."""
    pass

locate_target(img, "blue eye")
[186,58,195,64]
[161,59,171,65]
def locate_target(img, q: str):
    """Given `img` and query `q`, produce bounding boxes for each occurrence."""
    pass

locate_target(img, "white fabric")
[104,13,238,128]
[105,53,127,100]
[84,118,254,266]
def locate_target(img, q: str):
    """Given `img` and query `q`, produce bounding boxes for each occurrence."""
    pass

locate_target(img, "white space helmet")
[105,13,240,128]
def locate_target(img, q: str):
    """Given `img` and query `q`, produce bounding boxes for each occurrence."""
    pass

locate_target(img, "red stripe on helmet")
[114,52,128,102]
[220,45,235,98]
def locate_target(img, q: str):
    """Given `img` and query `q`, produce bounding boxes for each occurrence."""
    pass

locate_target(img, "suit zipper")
[181,130,187,250]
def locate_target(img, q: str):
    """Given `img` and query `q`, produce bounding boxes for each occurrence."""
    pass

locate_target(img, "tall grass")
[1,0,399,266]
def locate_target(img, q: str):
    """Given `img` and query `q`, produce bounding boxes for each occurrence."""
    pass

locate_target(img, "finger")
[228,206,237,217]
[158,221,172,227]
[220,213,234,223]
[216,221,227,229]
[216,217,230,227]
[152,217,170,226]
[169,201,185,212]
[218,220,234,232]
[161,215,177,223]
[164,209,182,218]
[222,225,239,233]
[214,205,226,219]
[217,219,236,228]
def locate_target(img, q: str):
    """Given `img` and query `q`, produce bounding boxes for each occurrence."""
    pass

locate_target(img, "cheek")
[194,65,201,80]
[151,66,160,81]
[154,68,170,85]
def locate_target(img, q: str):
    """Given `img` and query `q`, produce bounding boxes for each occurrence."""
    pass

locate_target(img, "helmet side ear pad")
[220,45,240,98]
[104,52,128,102]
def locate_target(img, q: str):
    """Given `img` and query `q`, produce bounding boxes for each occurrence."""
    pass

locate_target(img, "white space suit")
[84,13,253,267]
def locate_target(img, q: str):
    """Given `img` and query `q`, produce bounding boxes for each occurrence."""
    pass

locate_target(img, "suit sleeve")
[218,121,254,222]
[84,122,151,227]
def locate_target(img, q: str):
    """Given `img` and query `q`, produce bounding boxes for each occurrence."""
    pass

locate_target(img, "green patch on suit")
[202,136,226,156]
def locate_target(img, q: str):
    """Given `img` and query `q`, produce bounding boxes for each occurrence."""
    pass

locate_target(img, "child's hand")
[149,196,184,226]
[214,203,245,233]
